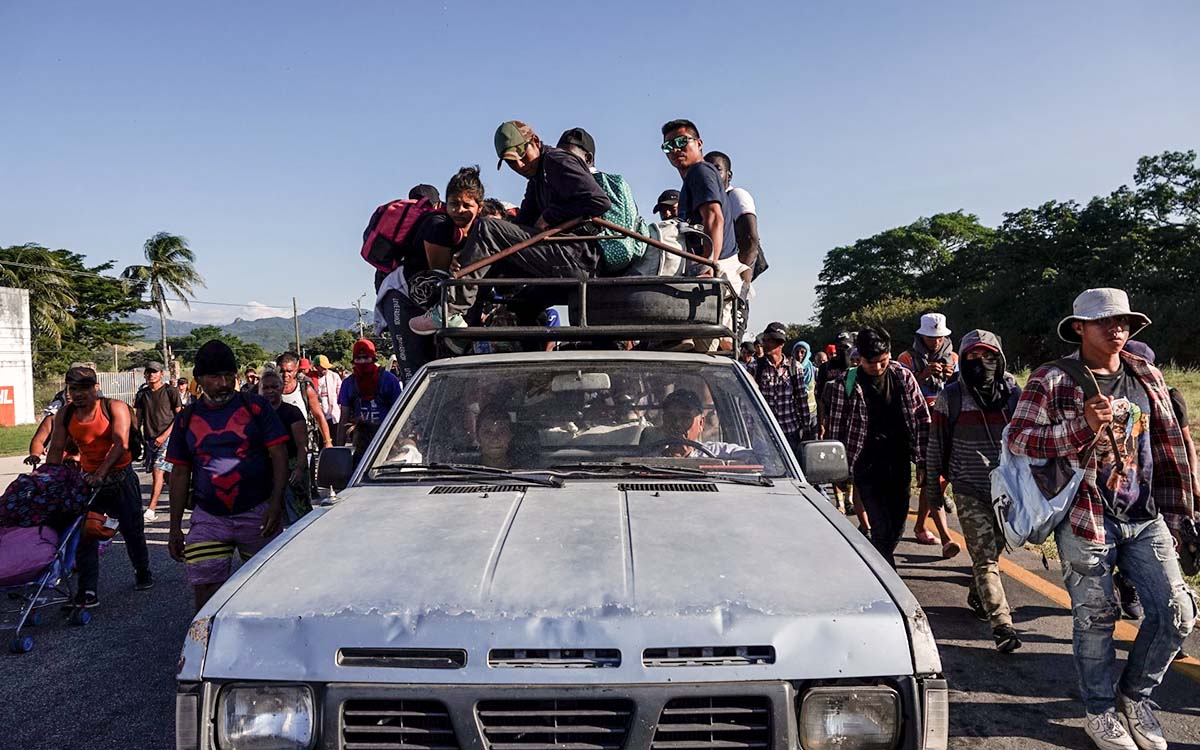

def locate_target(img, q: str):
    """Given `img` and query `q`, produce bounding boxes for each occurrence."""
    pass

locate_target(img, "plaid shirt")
[822,362,930,470]
[752,355,811,438]
[1007,351,1195,543]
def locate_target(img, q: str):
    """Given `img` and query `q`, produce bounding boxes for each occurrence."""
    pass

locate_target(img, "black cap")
[653,189,680,213]
[408,184,441,204]
[556,127,596,160]
[761,321,789,342]
[65,366,98,387]
[662,388,703,415]
[193,340,238,378]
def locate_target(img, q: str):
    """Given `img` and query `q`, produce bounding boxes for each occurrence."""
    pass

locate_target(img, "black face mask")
[962,358,999,388]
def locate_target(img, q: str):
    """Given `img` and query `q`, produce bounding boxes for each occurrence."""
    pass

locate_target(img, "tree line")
[804,150,1200,368]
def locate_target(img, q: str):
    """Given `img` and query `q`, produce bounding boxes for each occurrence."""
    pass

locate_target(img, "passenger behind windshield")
[475,400,516,469]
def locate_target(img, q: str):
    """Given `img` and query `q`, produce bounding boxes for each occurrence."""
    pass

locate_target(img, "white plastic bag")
[991,425,1086,549]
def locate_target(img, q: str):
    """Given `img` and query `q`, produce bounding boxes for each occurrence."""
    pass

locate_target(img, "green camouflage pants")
[956,487,1012,629]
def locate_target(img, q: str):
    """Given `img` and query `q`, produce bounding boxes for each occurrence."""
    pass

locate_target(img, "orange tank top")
[67,400,132,474]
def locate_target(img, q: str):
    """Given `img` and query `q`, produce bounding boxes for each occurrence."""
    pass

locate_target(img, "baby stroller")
[0,464,102,654]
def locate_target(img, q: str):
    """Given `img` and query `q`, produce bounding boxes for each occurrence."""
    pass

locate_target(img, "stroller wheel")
[70,609,92,626]
[9,636,34,653]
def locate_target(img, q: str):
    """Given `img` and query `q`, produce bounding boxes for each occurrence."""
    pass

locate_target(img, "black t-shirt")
[135,384,182,439]
[1169,387,1189,428]
[275,402,307,461]
[677,161,738,260]
[418,212,466,253]
[857,368,910,472]
[1093,366,1156,522]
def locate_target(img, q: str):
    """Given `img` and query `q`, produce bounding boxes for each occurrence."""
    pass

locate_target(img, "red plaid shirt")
[1006,351,1195,543]
[752,355,811,438]
[822,362,930,470]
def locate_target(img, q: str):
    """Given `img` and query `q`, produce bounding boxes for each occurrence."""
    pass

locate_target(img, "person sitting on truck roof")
[704,150,761,290]
[556,126,648,274]
[653,189,679,221]
[409,120,612,335]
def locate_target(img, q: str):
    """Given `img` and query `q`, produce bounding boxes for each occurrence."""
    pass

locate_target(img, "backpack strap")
[844,366,858,397]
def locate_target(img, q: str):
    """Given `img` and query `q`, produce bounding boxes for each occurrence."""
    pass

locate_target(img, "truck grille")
[642,646,775,668]
[616,483,718,493]
[489,649,622,668]
[342,699,460,750]
[651,697,771,750]
[477,698,634,750]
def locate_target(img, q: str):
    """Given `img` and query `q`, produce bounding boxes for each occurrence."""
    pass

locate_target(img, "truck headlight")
[799,686,900,750]
[217,684,315,750]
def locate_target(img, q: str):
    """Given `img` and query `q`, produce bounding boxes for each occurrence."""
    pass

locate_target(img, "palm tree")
[0,244,78,345]
[122,232,206,366]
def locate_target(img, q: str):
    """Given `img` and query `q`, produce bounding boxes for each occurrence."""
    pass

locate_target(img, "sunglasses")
[661,135,697,154]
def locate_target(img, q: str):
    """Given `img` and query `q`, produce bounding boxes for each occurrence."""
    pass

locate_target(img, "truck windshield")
[368,361,793,478]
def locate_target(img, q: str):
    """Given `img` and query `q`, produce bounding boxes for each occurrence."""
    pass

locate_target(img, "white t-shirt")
[726,186,756,221]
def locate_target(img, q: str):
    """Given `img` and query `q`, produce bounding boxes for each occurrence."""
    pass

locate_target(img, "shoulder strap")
[844,366,858,397]
[1051,357,1101,400]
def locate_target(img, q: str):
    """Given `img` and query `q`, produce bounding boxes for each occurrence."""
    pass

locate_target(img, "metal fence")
[97,371,141,405]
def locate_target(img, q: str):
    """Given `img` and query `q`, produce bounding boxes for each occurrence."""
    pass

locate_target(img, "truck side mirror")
[317,447,354,491]
[798,440,849,485]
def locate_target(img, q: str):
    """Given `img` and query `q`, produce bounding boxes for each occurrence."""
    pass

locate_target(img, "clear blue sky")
[2,1,1197,331]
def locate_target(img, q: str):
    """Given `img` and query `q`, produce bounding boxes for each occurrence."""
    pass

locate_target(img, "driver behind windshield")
[658,390,754,460]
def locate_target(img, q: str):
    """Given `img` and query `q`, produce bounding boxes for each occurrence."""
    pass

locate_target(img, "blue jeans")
[1055,515,1197,714]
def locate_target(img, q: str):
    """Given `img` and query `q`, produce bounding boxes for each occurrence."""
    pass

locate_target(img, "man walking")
[925,330,1023,652]
[133,361,181,522]
[1008,288,1196,750]
[899,313,960,547]
[47,366,153,605]
[751,322,813,453]
[310,354,342,443]
[823,327,930,568]
[167,340,289,612]
[338,338,403,457]
[240,366,259,395]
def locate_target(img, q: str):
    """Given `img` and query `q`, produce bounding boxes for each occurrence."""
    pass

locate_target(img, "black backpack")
[64,398,144,463]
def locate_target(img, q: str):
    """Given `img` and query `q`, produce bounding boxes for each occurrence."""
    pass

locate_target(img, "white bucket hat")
[915,313,951,338]
[1057,288,1150,343]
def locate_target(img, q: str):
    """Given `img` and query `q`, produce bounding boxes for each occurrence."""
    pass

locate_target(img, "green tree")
[164,326,271,372]
[121,232,205,368]
[304,328,358,365]
[0,244,78,347]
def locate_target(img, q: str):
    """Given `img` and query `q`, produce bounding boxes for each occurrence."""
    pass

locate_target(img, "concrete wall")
[0,287,35,425]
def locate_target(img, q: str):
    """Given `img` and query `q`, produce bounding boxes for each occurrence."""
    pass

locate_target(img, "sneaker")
[1117,695,1167,750]
[941,540,962,559]
[1175,648,1189,661]
[74,590,99,609]
[143,508,156,522]
[967,590,989,622]
[1114,572,1144,620]
[410,309,466,336]
[1085,709,1138,750]
[992,624,1022,653]
[914,529,941,545]
[134,569,154,591]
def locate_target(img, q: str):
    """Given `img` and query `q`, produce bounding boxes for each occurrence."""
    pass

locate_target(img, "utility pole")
[293,297,301,354]
[354,294,366,339]
[113,344,118,372]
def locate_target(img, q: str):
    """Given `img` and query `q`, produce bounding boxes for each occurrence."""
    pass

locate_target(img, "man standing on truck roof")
[704,150,761,289]
[409,120,611,334]
[1007,288,1197,750]
[661,118,736,278]
[167,340,289,612]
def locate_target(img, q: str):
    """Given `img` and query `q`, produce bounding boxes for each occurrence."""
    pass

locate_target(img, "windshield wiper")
[370,463,563,488]
[549,462,773,487]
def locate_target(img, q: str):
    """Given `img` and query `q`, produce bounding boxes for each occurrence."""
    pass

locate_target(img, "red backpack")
[361,197,439,272]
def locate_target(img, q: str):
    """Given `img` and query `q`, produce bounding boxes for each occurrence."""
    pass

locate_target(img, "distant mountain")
[124,306,361,351]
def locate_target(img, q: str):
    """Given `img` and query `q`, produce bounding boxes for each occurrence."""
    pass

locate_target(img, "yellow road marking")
[909,513,1200,684]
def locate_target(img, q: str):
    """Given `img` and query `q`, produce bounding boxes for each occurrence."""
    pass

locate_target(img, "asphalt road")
[0,457,1197,749]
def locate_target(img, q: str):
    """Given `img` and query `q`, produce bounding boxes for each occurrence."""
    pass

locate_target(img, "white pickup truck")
[175,349,948,750]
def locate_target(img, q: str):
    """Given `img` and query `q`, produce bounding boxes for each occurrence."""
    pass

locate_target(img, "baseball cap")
[144,361,165,372]
[408,184,441,204]
[662,388,704,415]
[494,120,535,169]
[315,354,333,369]
[761,321,789,342]
[556,127,596,159]
[653,189,680,213]
[65,366,98,387]
[299,357,312,371]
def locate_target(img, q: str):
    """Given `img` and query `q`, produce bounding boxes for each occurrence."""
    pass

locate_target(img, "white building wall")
[0,287,36,425]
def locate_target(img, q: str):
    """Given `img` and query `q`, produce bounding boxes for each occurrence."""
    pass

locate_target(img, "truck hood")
[200,482,914,682]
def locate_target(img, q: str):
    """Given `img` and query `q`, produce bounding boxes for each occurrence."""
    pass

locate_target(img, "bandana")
[352,338,380,402]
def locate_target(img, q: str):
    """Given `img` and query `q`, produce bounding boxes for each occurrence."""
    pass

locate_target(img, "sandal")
[914,529,941,545]
[941,540,961,559]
